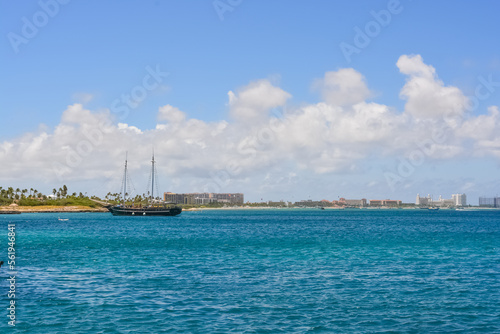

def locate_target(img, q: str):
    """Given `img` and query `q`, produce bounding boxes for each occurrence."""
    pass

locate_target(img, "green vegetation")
[0,185,424,210]
[0,196,12,205]
[200,202,226,208]
[0,185,98,207]
[18,196,99,208]
[101,192,165,207]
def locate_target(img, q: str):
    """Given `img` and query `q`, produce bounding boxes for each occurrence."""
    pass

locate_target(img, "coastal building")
[164,192,244,205]
[416,194,431,206]
[416,193,466,207]
[479,196,500,208]
[452,193,467,206]
[437,195,455,207]
[369,199,402,207]
[329,198,367,207]
[164,192,187,204]
[331,198,347,206]
[344,199,367,207]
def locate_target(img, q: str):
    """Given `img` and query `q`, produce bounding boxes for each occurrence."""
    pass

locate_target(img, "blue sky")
[1,0,500,203]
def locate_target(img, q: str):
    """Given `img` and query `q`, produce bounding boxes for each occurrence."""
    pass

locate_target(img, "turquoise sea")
[1,209,499,333]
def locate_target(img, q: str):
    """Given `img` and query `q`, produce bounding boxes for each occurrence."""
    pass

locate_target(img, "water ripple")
[1,210,498,333]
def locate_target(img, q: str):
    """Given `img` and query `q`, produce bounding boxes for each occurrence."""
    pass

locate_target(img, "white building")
[452,193,467,206]
[416,194,431,206]
[416,193,467,207]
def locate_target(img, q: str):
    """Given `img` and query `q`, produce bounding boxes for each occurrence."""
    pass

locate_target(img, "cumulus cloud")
[1,54,500,198]
[459,106,500,157]
[459,106,500,141]
[313,68,371,106]
[228,80,291,123]
[157,105,186,124]
[398,54,469,118]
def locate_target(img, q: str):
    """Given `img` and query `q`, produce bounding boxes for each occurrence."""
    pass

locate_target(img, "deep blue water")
[1,209,499,333]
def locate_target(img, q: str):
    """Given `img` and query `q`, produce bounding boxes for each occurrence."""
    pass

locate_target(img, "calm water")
[1,209,499,333]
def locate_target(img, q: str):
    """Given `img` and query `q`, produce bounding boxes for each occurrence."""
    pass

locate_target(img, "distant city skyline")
[1,1,500,204]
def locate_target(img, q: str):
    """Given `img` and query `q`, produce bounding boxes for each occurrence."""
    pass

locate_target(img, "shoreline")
[0,205,108,213]
[2,205,498,213]
[185,206,500,211]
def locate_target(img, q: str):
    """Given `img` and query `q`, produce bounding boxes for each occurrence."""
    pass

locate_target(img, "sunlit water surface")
[1,209,499,333]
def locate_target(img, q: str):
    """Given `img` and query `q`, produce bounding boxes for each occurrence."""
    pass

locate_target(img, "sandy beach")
[0,205,108,213]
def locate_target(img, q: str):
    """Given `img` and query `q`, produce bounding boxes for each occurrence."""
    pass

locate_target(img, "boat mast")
[151,149,155,202]
[123,152,128,203]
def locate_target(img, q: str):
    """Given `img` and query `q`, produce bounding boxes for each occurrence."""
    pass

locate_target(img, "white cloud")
[459,106,500,141]
[459,106,500,157]
[157,105,186,124]
[398,54,469,119]
[313,68,371,106]
[118,123,142,134]
[228,80,291,123]
[2,55,500,200]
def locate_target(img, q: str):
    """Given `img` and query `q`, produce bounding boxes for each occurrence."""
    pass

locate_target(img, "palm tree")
[52,188,57,198]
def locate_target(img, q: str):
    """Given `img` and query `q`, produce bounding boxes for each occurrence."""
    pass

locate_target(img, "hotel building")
[369,199,402,206]
[416,193,467,207]
[479,197,500,208]
[164,192,244,205]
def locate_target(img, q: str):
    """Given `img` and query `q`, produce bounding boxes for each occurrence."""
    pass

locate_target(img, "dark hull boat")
[106,152,182,217]
[107,205,182,216]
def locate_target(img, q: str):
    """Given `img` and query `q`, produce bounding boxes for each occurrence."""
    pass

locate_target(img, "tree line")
[0,185,93,207]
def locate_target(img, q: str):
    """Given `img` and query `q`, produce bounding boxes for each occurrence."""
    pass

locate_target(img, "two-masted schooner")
[106,153,182,216]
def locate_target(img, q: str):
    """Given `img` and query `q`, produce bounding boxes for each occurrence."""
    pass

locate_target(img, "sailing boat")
[106,153,182,216]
